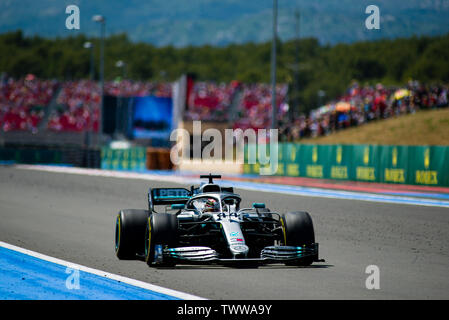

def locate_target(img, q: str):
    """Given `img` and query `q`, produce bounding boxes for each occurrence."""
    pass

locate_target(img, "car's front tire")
[280,211,316,266]
[115,209,150,259]
[145,213,178,267]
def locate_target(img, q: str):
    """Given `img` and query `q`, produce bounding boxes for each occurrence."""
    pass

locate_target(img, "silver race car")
[115,174,323,267]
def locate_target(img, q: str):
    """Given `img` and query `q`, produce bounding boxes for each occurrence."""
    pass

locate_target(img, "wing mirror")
[252,203,266,209]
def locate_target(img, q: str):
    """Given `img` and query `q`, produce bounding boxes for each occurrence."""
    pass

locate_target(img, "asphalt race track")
[0,166,448,299]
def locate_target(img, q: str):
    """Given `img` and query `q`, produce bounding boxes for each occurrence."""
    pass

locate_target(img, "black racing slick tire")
[145,213,178,267]
[280,211,316,266]
[115,209,150,260]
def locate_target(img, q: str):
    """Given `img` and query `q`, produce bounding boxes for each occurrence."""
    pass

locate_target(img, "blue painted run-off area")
[0,247,179,300]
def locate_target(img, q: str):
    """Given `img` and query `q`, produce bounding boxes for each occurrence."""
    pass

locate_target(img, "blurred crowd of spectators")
[104,80,172,98]
[233,83,289,130]
[47,80,100,132]
[279,81,448,141]
[0,75,57,132]
[1,75,447,140]
[184,81,238,121]
[184,81,289,130]
[0,76,172,133]
[48,79,172,132]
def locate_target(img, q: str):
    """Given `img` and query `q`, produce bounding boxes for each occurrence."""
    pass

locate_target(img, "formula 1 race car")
[115,174,323,267]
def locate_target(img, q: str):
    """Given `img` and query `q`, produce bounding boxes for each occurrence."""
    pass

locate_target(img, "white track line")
[0,241,205,300]
[14,164,195,184]
[14,164,205,190]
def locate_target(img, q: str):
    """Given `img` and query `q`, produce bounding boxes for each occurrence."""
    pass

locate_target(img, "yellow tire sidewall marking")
[280,217,287,245]
[116,215,121,253]
[146,217,152,262]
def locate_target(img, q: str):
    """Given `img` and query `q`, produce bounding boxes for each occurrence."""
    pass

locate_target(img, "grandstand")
[0,76,291,134]
[1,73,448,151]
[0,76,58,132]
[0,78,173,134]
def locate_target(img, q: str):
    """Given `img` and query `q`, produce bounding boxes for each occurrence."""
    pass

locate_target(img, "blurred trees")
[1,30,448,113]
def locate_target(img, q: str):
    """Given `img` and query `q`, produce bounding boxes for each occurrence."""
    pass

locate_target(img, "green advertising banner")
[275,143,285,176]
[243,143,282,176]
[101,147,146,171]
[243,143,258,175]
[284,143,301,177]
[407,146,449,186]
[379,145,409,184]
[0,148,63,164]
[298,144,324,179]
[351,145,380,182]
[245,143,449,187]
[326,144,353,180]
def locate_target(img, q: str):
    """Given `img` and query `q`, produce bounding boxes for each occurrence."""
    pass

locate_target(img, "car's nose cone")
[230,244,249,257]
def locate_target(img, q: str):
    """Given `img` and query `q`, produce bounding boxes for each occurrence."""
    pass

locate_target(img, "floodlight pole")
[83,42,94,81]
[115,60,127,137]
[294,9,300,118]
[93,15,106,140]
[271,0,278,130]
[99,20,105,139]
[83,41,95,153]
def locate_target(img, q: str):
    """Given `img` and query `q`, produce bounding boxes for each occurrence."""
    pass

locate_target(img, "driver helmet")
[203,198,218,212]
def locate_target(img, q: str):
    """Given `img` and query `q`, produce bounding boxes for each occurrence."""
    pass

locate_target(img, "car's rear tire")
[145,213,178,267]
[115,209,150,259]
[280,211,316,266]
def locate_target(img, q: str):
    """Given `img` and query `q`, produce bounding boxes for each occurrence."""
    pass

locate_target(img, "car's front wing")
[155,244,322,265]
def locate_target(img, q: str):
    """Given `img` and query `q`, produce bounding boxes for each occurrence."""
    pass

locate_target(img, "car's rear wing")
[191,186,234,195]
[148,188,191,212]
